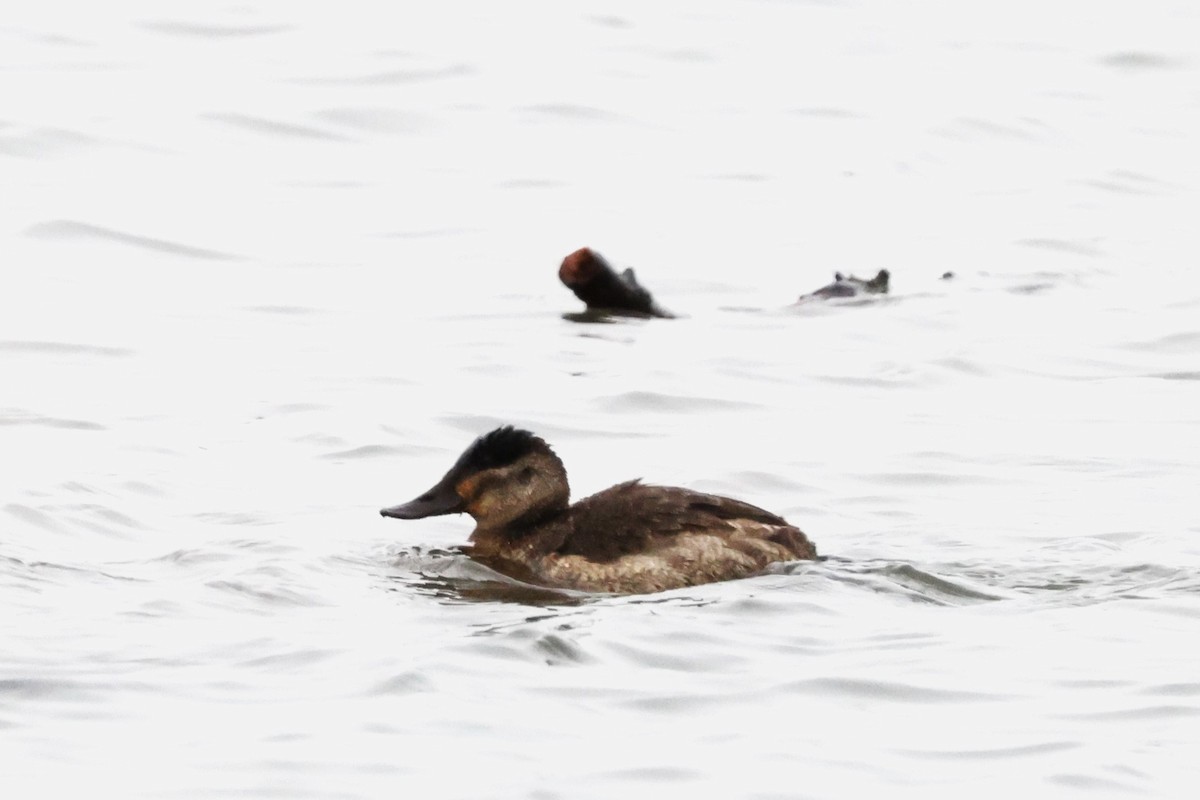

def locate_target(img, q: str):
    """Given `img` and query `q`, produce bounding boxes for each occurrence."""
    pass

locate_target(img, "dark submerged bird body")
[558,247,673,319]
[380,427,816,595]
[799,269,890,301]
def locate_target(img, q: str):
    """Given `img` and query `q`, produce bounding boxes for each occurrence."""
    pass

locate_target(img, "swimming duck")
[558,247,674,319]
[798,269,890,301]
[380,426,816,594]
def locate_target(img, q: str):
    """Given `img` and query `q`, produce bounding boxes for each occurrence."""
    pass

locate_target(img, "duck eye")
[518,466,536,484]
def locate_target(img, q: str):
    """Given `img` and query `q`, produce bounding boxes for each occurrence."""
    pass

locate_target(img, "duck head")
[380,426,570,530]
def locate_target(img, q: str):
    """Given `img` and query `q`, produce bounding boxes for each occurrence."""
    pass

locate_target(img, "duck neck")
[470,497,568,561]
[473,501,564,541]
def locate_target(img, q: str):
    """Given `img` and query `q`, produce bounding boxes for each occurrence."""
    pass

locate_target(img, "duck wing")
[558,480,805,562]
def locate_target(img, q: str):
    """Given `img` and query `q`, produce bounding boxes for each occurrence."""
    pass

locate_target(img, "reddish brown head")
[558,247,608,288]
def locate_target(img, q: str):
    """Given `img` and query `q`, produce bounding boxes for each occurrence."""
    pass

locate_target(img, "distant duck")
[558,247,673,318]
[380,427,816,594]
[798,269,890,301]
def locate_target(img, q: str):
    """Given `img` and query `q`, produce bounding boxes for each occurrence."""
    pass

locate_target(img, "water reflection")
[384,546,1200,612]
[383,547,589,606]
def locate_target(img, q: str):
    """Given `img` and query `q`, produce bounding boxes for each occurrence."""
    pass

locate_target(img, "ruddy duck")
[558,248,674,319]
[798,269,890,301]
[380,427,816,594]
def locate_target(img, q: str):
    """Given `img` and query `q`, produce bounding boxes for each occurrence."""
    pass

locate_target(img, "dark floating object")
[798,269,890,301]
[941,271,955,280]
[558,247,673,318]
[380,426,816,595]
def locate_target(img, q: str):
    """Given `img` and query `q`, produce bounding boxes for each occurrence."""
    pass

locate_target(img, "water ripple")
[1057,704,1200,722]
[385,548,589,606]
[1123,331,1200,353]
[1143,683,1200,697]
[241,648,335,669]
[519,104,632,124]
[790,106,862,119]
[245,305,321,316]
[0,127,98,158]
[0,341,131,358]
[900,740,1079,760]
[202,112,346,142]
[787,676,1007,704]
[321,444,406,460]
[24,220,239,261]
[2,554,139,588]
[369,671,434,696]
[292,64,473,86]
[4,504,71,534]
[136,20,292,38]
[599,766,700,782]
[1016,237,1103,258]
[1082,169,1178,196]
[1150,370,1200,381]
[206,578,320,609]
[0,410,104,430]
[937,116,1050,142]
[1098,52,1183,70]
[597,390,758,414]
[1050,773,1141,792]
[314,107,428,135]
[0,678,93,701]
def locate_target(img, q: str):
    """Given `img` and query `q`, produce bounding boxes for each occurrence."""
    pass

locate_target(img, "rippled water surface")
[4,1,1199,797]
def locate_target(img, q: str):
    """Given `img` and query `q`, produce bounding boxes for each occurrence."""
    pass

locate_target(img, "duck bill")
[380,478,465,519]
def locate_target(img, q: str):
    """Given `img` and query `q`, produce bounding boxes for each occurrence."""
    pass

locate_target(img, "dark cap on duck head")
[379,426,553,519]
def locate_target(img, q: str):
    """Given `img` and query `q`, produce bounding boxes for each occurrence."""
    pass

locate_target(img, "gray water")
[3,1,1199,797]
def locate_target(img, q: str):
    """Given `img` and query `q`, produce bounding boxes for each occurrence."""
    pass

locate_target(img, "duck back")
[527,481,816,593]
